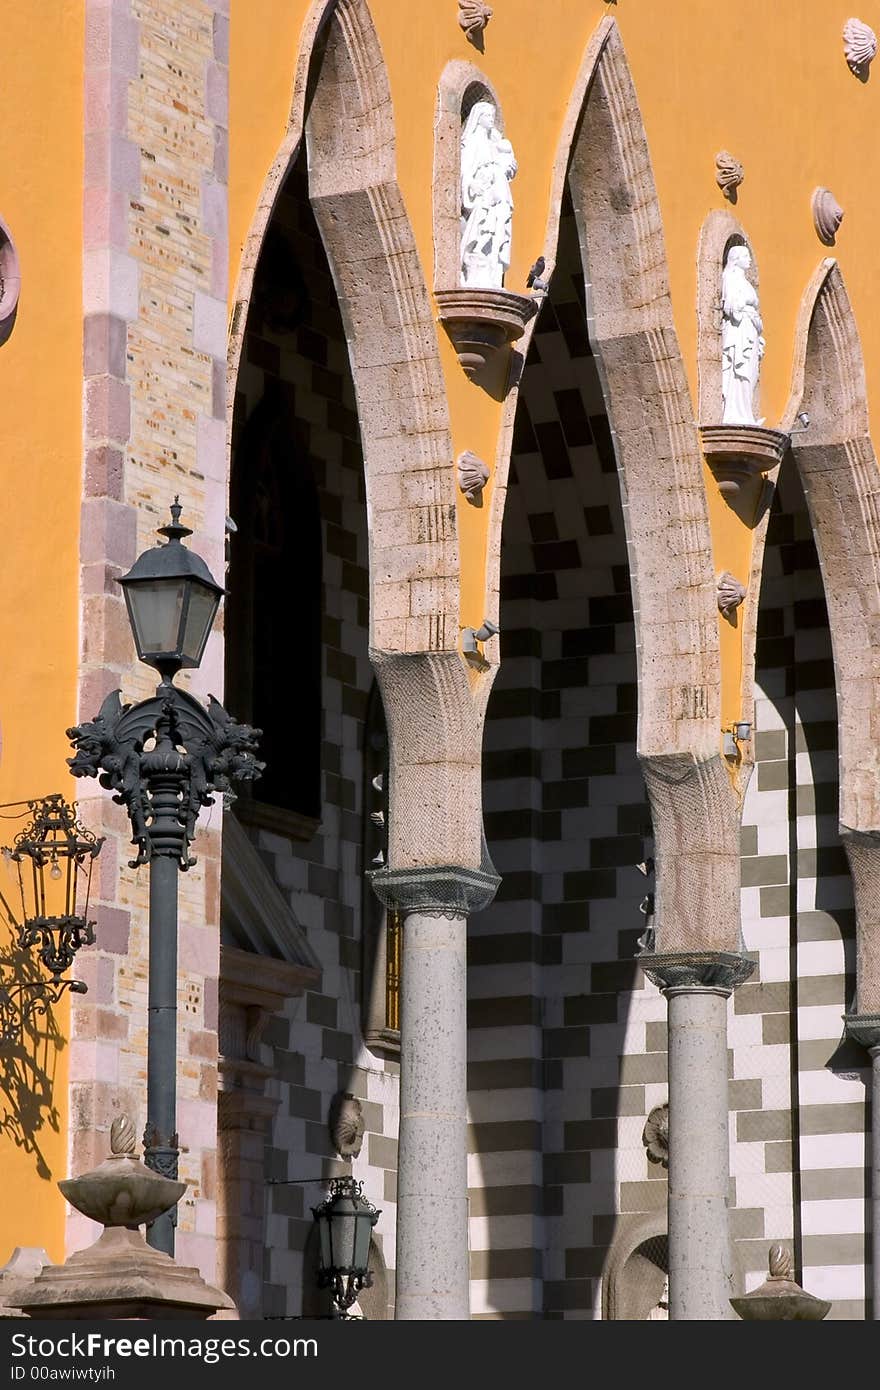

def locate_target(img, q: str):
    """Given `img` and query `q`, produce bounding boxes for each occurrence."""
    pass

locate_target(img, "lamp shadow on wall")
[0,930,63,1181]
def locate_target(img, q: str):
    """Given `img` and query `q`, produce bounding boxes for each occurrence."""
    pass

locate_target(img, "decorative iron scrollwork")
[67,683,264,870]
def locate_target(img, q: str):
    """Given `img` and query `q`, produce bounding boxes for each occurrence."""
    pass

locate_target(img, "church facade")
[0,0,879,1319]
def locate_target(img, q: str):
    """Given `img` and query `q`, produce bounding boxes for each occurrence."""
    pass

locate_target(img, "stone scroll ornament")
[642,1102,669,1169]
[843,17,877,77]
[328,1092,365,1159]
[716,571,747,620]
[458,0,492,45]
[720,244,765,426]
[812,187,844,247]
[460,102,517,290]
[457,450,490,504]
[715,151,744,202]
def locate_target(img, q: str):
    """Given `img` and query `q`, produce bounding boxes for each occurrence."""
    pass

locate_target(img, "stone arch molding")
[486,19,738,953]
[601,1211,667,1320]
[785,260,880,1011]
[228,0,459,656]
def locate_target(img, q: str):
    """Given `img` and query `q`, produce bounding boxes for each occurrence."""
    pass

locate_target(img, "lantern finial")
[157,497,193,544]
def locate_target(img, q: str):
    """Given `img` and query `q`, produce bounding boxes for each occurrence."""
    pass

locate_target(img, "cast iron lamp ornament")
[312,1177,381,1319]
[67,500,264,1255]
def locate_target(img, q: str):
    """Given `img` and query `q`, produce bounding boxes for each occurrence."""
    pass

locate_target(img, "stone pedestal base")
[435,287,536,377]
[18,1227,235,1320]
[0,1247,50,1316]
[699,423,789,496]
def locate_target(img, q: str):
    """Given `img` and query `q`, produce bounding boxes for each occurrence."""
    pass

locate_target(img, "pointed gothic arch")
[487,18,737,953]
[786,259,880,1012]
[228,0,459,656]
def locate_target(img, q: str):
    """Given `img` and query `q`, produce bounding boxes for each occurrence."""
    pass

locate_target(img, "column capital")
[370,864,500,919]
[638,949,755,995]
[844,1012,880,1056]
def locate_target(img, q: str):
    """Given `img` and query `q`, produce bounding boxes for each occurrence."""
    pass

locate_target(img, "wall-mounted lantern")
[312,1177,381,1318]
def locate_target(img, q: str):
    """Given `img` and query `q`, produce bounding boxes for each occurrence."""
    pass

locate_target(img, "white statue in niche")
[646,1274,670,1320]
[720,244,765,425]
[460,101,517,289]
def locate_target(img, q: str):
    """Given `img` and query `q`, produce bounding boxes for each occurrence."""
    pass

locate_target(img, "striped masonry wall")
[471,200,867,1320]
[735,461,863,1319]
[472,196,664,1320]
[227,153,398,1318]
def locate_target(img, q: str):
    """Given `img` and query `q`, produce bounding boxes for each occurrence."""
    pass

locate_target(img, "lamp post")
[66,500,264,1255]
[311,1177,380,1318]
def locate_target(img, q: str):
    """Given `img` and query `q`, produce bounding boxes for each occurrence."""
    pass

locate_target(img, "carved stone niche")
[696,211,789,500]
[433,63,536,381]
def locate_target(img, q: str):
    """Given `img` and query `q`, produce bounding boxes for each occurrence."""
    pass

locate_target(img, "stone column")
[373,867,498,1321]
[369,650,499,1320]
[640,951,754,1321]
[637,753,753,1319]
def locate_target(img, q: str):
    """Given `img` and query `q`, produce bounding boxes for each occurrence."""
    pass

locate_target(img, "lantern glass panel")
[332,1208,357,1272]
[317,1211,332,1272]
[353,1207,374,1273]
[124,577,187,661]
[180,580,220,668]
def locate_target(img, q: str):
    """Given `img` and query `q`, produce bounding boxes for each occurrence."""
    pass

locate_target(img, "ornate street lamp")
[67,500,263,1256]
[312,1177,381,1319]
[0,794,102,1041]
[118,500,224,681]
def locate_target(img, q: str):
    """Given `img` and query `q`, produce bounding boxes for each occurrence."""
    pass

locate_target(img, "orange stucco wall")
[229,0,880,737]
[0,0,84,1263]
[0,0,860,1283]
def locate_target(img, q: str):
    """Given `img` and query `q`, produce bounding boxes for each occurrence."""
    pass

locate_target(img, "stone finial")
[328,1092,365,1159]
[768,1244,792,1280]
[730,1245,831,1320]
[457,451,491,505]
[458,0,492,46]
[812,187,844,247]
[715,151,744,202]
[642,1102,669,1168]
[716,571,747,619]
[110,1114,136,1157]
[19,1124,233,1321]
[843,17,877,78]
[59,1119,186,1229]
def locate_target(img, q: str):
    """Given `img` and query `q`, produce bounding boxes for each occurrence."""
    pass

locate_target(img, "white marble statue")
[721,244,765,425]
[460,101,517,289]
[646,1274,670,1320]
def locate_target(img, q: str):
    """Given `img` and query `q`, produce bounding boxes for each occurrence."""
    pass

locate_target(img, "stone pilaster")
[73,0,230,1281]
[842,832,880,1015]
[640,753,745,956]
[217,946,317,1318]
[842,833,880,1320]
[640,951,754,1321]
[844,1012,880,1319]
[373,866,498,1320]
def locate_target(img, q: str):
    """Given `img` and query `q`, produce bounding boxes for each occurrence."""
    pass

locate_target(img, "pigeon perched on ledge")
[527,256,549,293]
